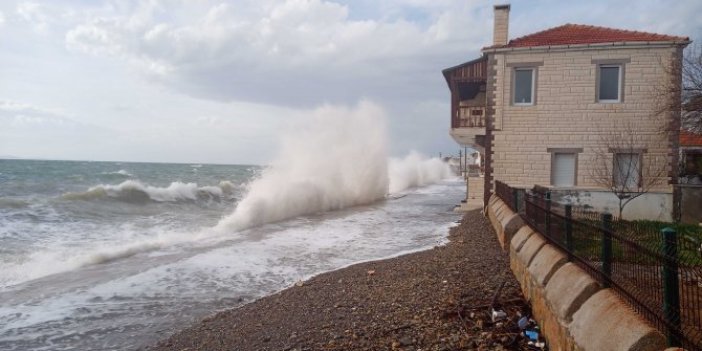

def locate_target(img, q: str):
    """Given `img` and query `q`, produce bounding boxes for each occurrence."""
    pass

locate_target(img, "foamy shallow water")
[0,179,464,351]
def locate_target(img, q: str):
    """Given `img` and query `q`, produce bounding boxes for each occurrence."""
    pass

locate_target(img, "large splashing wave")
[388,151,454,193]
[215,101,455,232]
[215,101,389,231]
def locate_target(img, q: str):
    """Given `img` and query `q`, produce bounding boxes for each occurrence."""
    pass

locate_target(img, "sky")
[0,0,701,165]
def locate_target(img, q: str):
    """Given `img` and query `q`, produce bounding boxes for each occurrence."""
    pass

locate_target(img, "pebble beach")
[147,209,531,351]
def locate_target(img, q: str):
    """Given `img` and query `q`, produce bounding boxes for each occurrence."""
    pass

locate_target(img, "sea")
[0,157,464,350]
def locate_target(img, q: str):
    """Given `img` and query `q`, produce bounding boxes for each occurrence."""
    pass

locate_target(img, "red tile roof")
[487,24,689,49]
[681,130,702,147]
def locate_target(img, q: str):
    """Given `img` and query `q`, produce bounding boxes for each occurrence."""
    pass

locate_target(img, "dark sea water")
[0,158,463,350]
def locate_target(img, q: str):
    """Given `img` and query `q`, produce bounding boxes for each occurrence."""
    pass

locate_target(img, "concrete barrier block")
[515,234,546,298]
[495,210,514,251]
[488,194,499,207]
[570,289,666,351]
[545,263,601,323]
[501,213,525,248]
[495,202,510,222]
[517,233,547,268]
[487,196,502,235]
[510,226,535,253]
[527,244,568,287]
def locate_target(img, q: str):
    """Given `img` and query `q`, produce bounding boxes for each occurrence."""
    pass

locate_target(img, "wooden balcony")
[443,56,487,149]
[455,106,485,128]
[450,105,486,149]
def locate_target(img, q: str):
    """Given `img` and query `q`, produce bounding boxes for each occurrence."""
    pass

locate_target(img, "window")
[551,153,577,187]
[513,68,535,105]
[598,65,622,102]
[613,153,641,190]
[683,152,702,176]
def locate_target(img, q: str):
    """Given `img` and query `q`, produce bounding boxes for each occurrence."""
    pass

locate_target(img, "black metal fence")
[495,182,702,349]
[494,180,525,213]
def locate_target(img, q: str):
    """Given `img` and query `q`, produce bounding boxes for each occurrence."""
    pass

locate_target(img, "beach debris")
[518,316,529,329]
[525,329,539,341]
[295,280,304,287]
[367,270,375,276]
[491,308,507,322]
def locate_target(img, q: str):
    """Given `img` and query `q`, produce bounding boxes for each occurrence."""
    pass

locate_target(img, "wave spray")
[216,101,390,231]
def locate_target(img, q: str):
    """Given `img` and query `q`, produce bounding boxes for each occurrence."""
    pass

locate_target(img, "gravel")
[146,209,532,351]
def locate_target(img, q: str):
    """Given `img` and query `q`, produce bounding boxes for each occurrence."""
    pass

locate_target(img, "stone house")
[443,4,690,220]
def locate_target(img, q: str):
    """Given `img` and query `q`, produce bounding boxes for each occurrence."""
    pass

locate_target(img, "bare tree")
[682,44,702,132]
[590,122,668,218]
[656,43,702,133]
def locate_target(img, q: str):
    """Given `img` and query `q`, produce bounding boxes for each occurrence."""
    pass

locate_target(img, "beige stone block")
[527,244,568,287]
[544,263,601,323]
[570,289,666,351]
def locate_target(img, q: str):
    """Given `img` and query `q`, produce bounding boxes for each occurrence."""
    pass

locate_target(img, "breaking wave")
[216,101,389,231]
[388,152,454,193]
[215,101,454,232]
[62,180,237,203]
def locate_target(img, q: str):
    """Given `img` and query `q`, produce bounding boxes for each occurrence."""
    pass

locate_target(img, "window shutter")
[552,153,576,187]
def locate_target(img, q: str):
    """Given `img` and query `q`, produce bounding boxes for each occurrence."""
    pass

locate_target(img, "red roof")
[681,130,702,147]
[487,24,688,49]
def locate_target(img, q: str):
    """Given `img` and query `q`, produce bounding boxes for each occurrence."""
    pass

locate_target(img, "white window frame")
[597,64,623,103]
[513,67,535,106]
[550,153,577,187]
[548,148,583,188]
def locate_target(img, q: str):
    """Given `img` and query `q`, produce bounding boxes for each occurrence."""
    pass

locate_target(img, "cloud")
[64,0,488,107]
[0,100,94,130]
[61,0,702,109]
[16,2,50,32]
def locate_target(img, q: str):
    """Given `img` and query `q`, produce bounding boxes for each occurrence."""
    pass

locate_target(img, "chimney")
[493,4,510,46]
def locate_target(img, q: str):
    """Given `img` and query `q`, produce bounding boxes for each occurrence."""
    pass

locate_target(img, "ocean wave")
[0,197,30,209]
[216,101,389,231]
[214,102,455,232]
[62,180,238,203]
[388,151,454,193]
[100,169,133,177]
[0,229,202,287]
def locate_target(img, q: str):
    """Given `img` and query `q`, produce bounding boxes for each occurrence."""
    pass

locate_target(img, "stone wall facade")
[483,45,682,207]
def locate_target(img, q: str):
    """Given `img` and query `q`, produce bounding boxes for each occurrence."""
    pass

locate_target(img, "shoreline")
[146,209,529,350]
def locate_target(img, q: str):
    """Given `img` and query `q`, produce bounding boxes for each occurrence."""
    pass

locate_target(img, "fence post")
[565,204,573,261]
[661,227,681,347]
[545,191,552,237]
[600,213,612,288]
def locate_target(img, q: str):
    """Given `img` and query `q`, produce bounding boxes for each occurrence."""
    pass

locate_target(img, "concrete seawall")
[485,194,678,351]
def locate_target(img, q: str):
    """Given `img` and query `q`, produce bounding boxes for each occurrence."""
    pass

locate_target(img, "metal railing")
[455,106,485,128]
[495,182,702,349]
[494,180,524,213]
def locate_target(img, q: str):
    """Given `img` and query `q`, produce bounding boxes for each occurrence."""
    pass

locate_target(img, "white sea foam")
[62,180,235,202]
[215,101,389,231]
[0,226,202,288]
[388,151,454,193]
[101,169,133,177]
